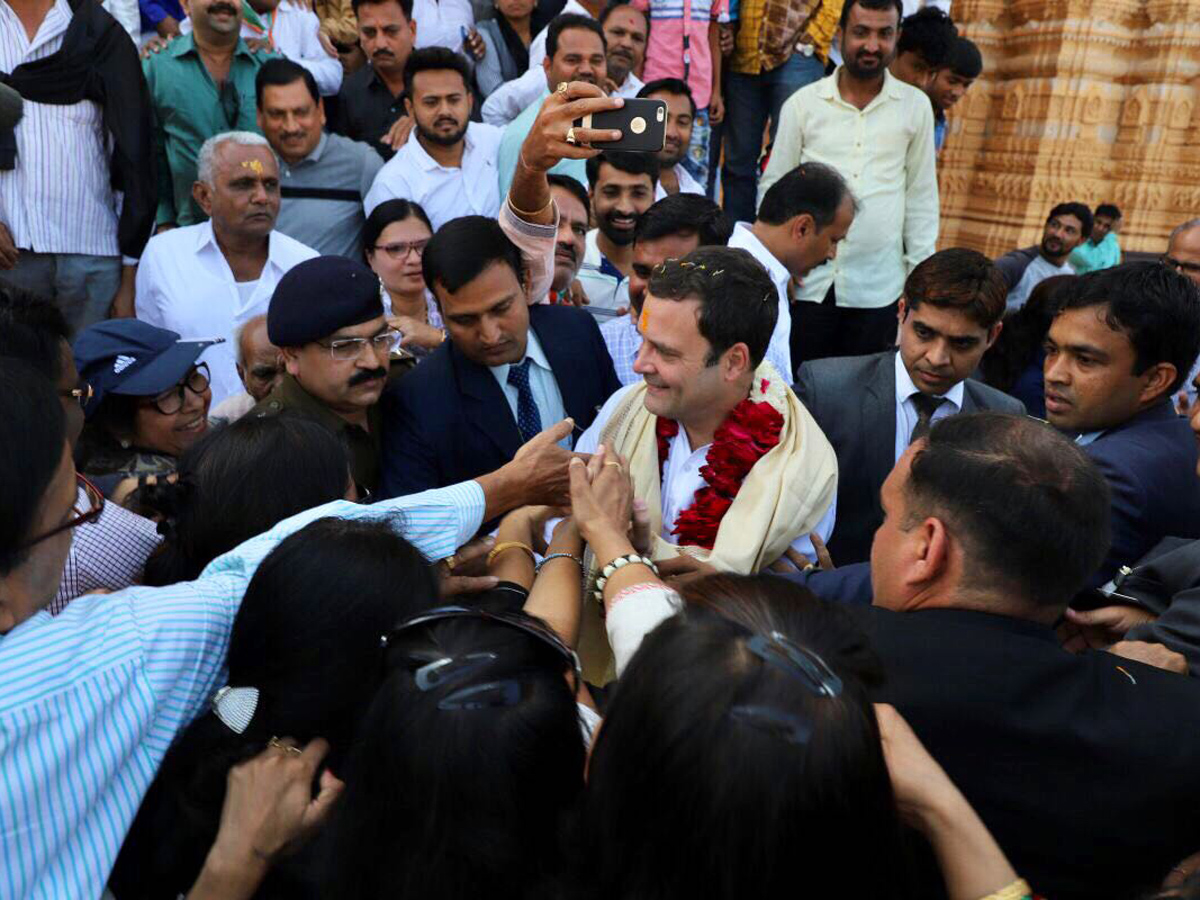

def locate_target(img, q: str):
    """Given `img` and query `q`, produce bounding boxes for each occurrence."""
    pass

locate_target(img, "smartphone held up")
[573,98,667,154]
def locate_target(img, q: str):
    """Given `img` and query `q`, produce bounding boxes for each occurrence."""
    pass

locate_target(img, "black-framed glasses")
[144,363,211,416]
[22,473,105,549]
[374,239,430,260]
[1162,254,1200,277]
[60,379,93,410]
[380,605,581,710]
[318,329,401,362]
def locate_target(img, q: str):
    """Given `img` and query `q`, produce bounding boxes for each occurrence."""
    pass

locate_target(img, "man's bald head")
[1167,219,1200,288]
[236,315,283,401]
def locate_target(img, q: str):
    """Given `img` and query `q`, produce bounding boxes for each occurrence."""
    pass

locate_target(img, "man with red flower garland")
[571,246,839,682]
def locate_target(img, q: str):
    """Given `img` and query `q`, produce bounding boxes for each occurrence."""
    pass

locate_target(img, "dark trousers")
[790,285,899,371]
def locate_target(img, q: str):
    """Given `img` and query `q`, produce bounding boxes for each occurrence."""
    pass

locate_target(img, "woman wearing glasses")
[363,199,447,358]
[72,319,219,500]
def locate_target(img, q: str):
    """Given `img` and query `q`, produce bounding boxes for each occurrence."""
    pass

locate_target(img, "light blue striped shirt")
[0,481,484,900]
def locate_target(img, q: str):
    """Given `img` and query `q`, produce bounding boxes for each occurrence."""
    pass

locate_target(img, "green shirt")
[1069,231,1121,275]
[143,35,275,228]
[249,374,387,496]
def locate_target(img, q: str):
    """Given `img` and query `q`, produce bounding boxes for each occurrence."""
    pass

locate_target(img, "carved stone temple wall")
[936,0,1200,257]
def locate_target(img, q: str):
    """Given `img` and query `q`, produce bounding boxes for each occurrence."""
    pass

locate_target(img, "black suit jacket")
[379,304,620,498]
[852,605,1200,900]
[796,351,1026,564]
[1080,402,1200,587]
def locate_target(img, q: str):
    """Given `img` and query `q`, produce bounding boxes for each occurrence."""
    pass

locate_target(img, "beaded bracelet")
[536,552,584,573]
[592,553,658,602]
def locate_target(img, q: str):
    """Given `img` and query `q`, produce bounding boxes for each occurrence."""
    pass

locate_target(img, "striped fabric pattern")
[0,0,121,258]
[0,481,484,899]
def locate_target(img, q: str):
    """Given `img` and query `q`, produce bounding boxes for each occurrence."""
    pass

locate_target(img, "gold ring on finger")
[556,81,569,94]
[565,127,577,145]
[604,461,623,472]
[443,554,459,571]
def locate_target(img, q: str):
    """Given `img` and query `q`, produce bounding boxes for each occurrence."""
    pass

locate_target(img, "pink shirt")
[632,0,726,110]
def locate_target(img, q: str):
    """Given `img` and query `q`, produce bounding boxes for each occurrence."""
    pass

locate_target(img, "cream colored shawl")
[578,361,839,683]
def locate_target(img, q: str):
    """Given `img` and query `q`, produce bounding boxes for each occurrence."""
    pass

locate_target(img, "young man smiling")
[797,248,1025,565]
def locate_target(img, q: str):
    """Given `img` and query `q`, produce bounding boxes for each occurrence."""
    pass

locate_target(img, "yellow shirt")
[732,0,843,74]
[758,68,940,309]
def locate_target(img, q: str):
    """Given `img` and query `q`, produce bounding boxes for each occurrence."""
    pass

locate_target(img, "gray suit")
[796,351,1026,565]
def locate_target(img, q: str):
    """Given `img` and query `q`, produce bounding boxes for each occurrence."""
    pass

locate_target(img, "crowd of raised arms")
[5,0,1200,896]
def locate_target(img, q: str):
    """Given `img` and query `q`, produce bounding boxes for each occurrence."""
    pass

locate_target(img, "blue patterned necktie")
[507,358,543,442]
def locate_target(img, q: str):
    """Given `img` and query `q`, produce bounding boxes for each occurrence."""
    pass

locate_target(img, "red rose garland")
[655,392,784,550]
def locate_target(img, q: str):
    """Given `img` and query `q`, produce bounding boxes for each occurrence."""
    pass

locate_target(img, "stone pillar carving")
[936,0,1200,258]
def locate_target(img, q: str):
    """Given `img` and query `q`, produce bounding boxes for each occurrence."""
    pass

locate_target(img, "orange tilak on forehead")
[639,305,650,334]
[240,159,265,175]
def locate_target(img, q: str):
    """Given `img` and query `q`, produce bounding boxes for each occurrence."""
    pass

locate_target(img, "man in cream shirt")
[759,0,938,366]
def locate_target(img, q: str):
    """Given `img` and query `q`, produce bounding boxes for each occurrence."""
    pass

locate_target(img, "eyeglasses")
[381,605,582,710]
[145,363,211,416]
[1162,254,1200,277]
[318,329,402,361]
[373,239,430,260]
[60,379,93,410]
[21,473,105,549]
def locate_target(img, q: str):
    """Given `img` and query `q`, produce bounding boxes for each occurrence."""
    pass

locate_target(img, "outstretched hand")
[520,82,624,173]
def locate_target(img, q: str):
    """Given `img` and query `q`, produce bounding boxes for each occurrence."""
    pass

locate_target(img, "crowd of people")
[5,0,1200,896]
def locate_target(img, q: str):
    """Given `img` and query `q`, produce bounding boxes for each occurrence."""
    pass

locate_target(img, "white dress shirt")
[364,122,503,230]
[576,384,836,559]
[654,162,705,201]
[101,0,140,42]
[411,0,474,51]
[488,328,569,446]
[727,222,795,385]
[181,1,343,95]
[758,68,939,310]
[135,221,319,406]
[893,350,963,462]
[0,0,121,258]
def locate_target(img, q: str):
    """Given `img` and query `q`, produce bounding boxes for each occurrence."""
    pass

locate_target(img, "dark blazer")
[379,304,620,498]
[796,351,1026,565]
[852,604,1200,900]
[1081,401,1200,587]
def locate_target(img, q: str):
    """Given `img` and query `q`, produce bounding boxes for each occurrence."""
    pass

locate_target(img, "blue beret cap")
[267,256,383,347]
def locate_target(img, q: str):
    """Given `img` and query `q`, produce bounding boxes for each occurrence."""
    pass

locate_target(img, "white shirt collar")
[193,220,289,281]
[730,222,790,291]
[893,350,965,408]
[408,123,479,173]
[489,327,552,382]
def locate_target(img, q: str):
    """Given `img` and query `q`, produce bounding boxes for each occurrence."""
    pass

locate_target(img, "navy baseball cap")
[72,319,222,418]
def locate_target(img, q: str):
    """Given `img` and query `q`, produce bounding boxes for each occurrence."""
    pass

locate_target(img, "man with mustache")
[135,132,318,407]
[330,0,417,159]
[576,150,659,312]
[364,47,503,230]
[601,2,648,96]
[638,79,706,199]
[796,248,1025,566]
[497,14,611,197]
[995,202,1091,311]
[143,0,276,229]
[251,255,403,495]
[547,174,590,303]
[256,59,385,258]
[759,0,940,366]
